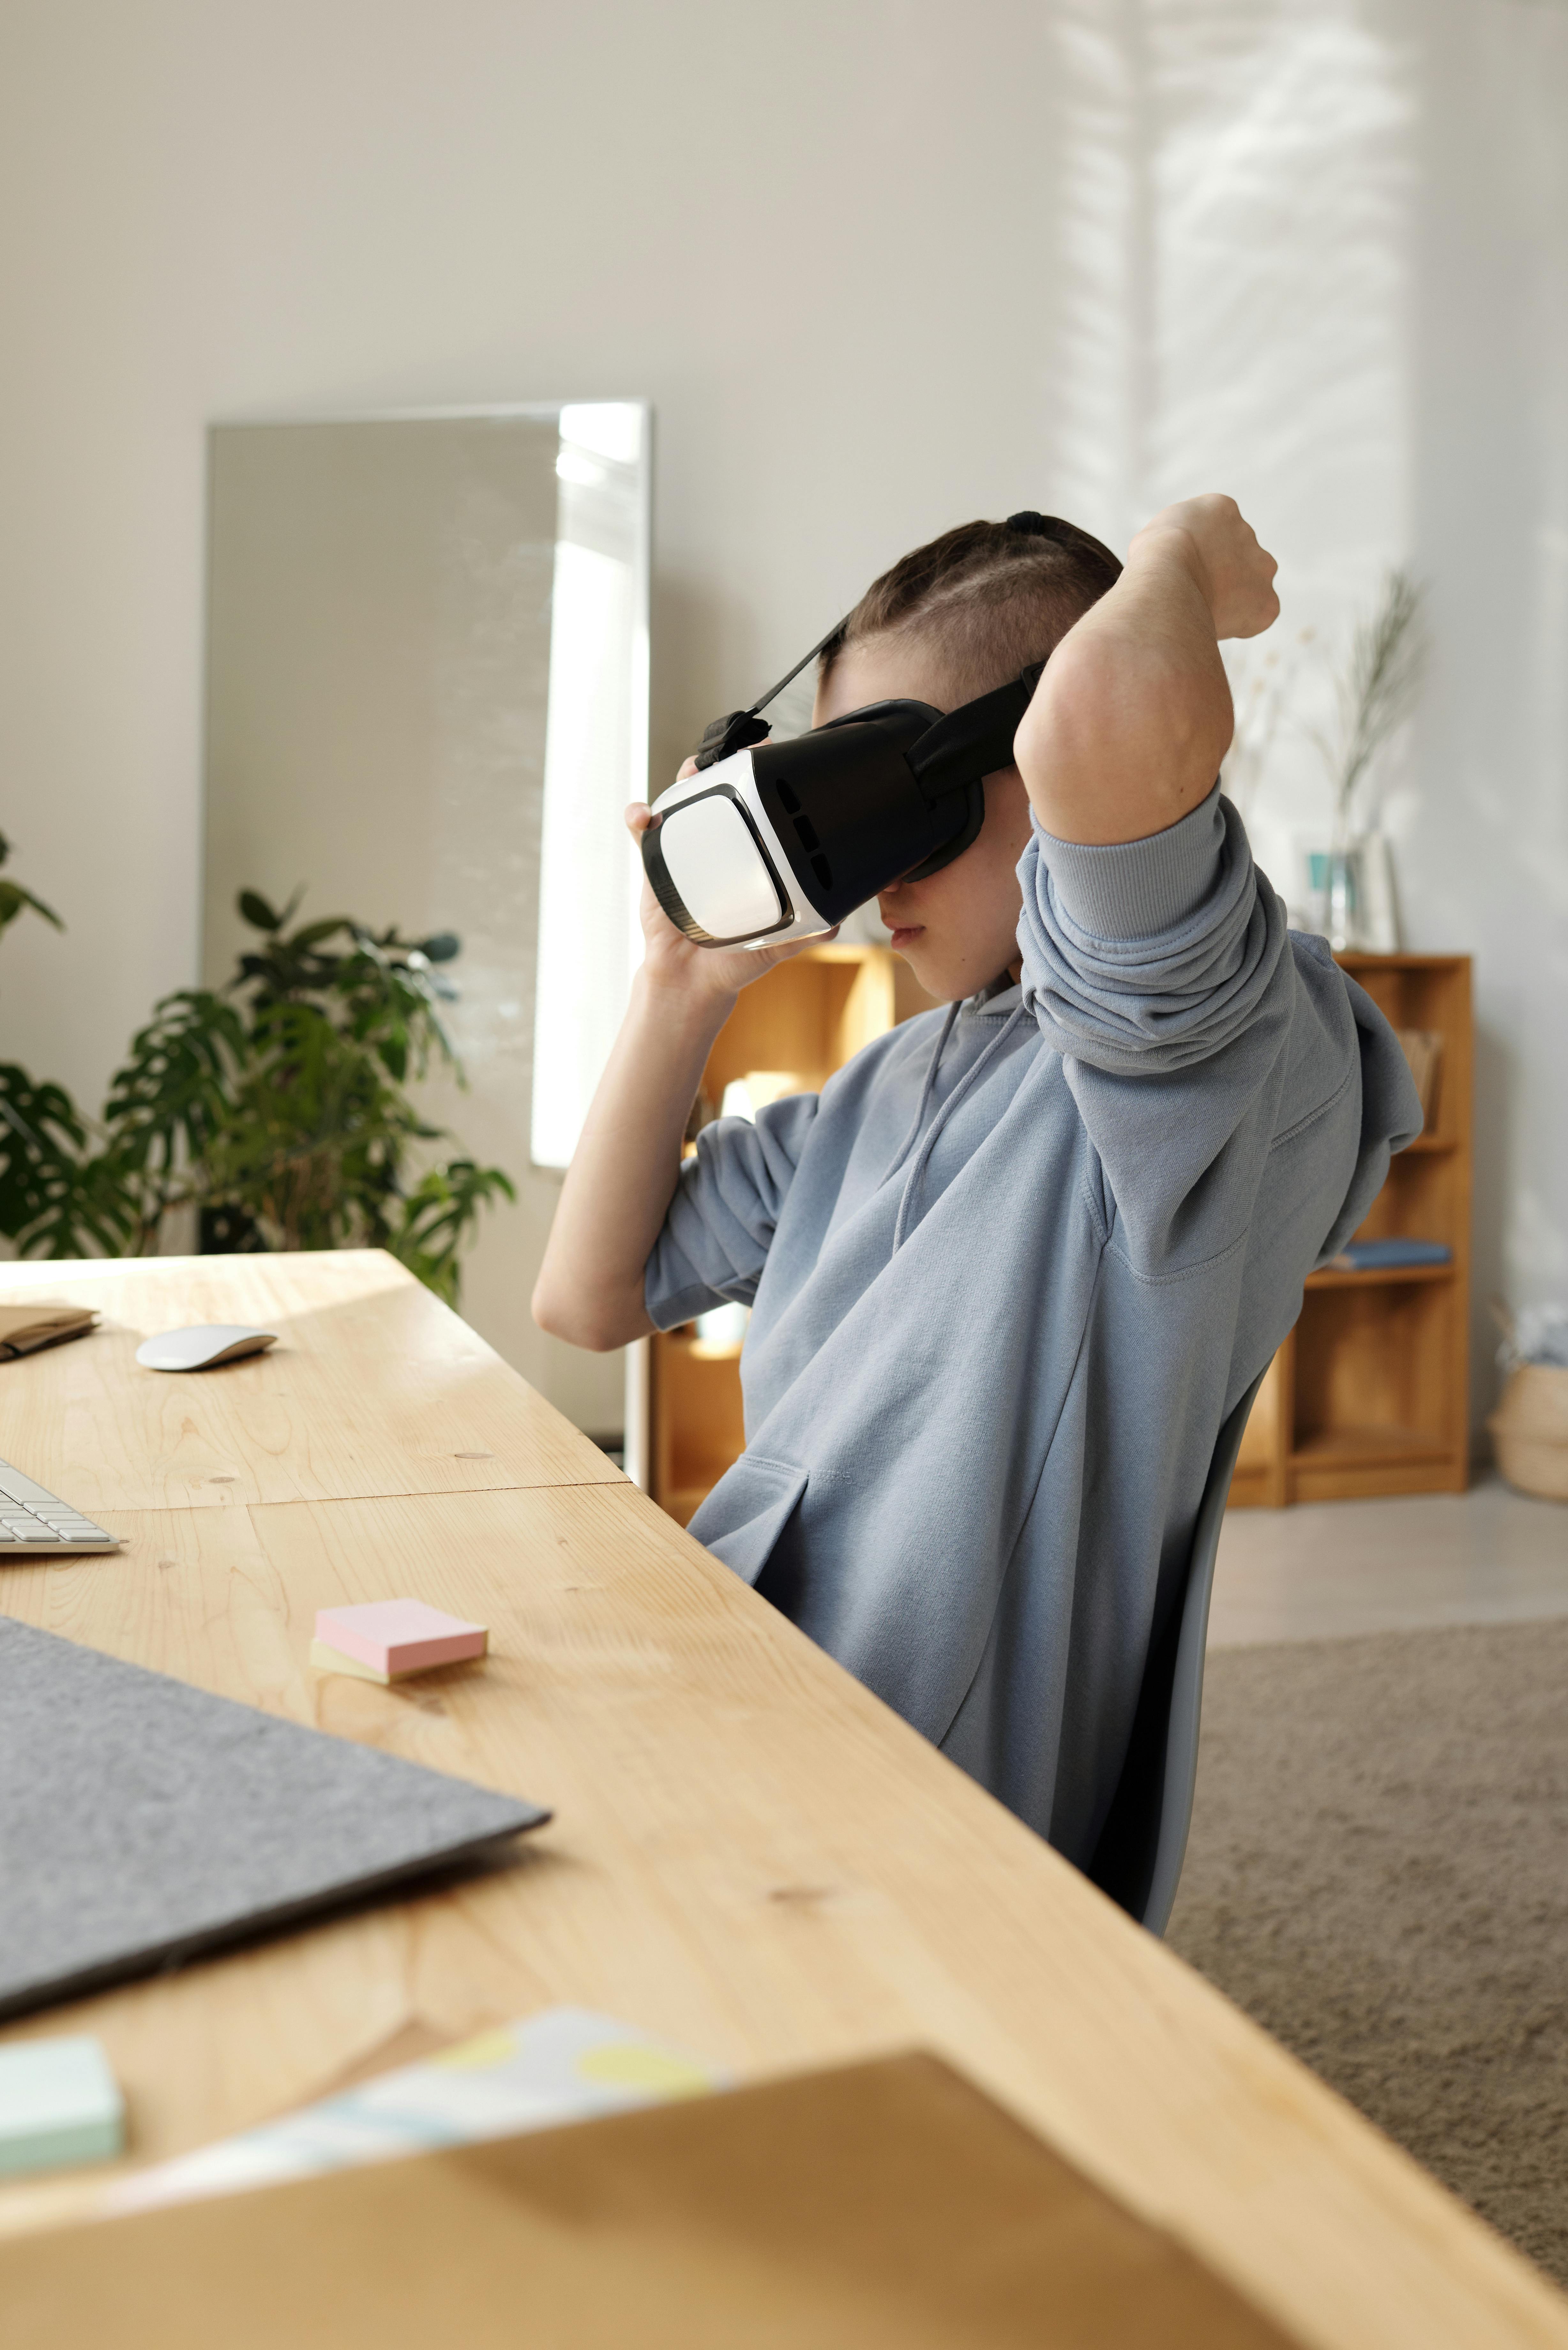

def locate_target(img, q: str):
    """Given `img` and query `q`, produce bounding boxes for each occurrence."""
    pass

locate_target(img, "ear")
[983,764,1034,850]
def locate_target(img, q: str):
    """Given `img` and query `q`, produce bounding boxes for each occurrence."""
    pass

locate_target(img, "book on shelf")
[1323,1238,1453,1274]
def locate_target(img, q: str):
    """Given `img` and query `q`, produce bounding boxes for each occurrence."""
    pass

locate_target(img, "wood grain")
[0,1252,618,1508]
[0,2055,1301,2350]
[0,1254,1562,2350]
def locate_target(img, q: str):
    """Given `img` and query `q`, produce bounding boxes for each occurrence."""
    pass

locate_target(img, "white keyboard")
[0,1457,123,1553]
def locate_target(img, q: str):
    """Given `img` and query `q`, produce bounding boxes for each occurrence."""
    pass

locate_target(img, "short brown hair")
[820,513,1122,707]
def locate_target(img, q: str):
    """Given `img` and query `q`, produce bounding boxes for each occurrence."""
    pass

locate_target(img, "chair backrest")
[1084,1368,1267,1937]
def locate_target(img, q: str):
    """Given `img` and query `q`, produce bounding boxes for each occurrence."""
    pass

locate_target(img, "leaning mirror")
[203,404,648,1444]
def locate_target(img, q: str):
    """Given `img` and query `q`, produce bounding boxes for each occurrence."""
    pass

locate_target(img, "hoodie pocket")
[687,1453,808,1588]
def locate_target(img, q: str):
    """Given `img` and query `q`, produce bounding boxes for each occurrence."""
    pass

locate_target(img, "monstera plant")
[0,844,513,1305]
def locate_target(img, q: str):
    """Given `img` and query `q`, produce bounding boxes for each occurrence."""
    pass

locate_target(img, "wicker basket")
[1488,1365,1568,1503]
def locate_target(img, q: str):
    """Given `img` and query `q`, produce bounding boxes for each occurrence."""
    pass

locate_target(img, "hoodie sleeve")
[1017,783,1422,1277]
[1020,782,1283,1074]
[643,1092,820,1329]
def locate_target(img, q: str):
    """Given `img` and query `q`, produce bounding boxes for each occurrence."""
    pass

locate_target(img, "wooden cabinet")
[648,946,1472,1524]
[1229,953,1473,1506]
[650,943,935,1526]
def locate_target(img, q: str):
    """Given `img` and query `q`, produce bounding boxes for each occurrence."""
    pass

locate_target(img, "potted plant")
[0,854,513,1305]
[1312,569,1427,950]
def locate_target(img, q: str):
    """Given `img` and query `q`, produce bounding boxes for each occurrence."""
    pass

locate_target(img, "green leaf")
[0,1063,137,1254]
[388,1159,515,1304]
[238,890,282,932]
[419,932,461,963]
[0,878,64,934]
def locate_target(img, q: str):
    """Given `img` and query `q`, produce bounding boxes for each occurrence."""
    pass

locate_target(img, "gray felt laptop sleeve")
[0,1617,548,2022]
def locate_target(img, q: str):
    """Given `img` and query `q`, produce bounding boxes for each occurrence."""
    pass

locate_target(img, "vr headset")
[642,583,1052,951]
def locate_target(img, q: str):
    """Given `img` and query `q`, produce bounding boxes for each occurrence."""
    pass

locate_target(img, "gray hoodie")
[645,785,1421,1865]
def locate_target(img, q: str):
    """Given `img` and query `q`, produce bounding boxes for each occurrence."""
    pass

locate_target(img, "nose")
[878,870,922,917]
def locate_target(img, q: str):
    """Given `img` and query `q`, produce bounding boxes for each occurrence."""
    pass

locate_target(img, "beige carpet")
[1166,1616,1568,2287]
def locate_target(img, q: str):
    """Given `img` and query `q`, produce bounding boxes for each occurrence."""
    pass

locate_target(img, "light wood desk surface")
[0,1251,1562,2349]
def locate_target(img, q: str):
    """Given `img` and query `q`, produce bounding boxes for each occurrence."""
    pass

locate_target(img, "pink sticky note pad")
[313,1599,488,1676]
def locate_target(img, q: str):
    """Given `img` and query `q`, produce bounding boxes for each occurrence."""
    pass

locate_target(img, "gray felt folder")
[0,1618,549,2023]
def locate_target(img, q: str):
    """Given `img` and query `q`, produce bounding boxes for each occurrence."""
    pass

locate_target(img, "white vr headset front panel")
[650,751,833,949]
[655,789,784,941]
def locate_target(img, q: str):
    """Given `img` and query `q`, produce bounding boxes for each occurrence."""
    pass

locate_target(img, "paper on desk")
[106,2007,724,2215]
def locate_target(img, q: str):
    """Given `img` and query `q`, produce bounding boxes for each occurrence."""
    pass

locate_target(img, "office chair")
[1085,1368,1268,1937]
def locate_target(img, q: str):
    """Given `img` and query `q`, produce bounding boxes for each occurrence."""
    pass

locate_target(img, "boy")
[534,497,1420,1868]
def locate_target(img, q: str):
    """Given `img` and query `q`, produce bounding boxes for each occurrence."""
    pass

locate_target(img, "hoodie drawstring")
[879,999,961,1190]
[892,1002,1027,1253]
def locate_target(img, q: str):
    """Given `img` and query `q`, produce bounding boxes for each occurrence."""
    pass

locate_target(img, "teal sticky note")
[0,2034,124,2177]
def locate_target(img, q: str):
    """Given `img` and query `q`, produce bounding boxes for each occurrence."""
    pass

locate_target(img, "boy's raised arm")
[532,800,821,1353]
[1014,495,1279,848]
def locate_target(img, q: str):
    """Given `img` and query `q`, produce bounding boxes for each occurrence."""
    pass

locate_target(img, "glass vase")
[1325,842,1361,951]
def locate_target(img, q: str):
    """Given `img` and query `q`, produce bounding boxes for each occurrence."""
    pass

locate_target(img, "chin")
[892,940,961,1003]
[894,934,1016,1006]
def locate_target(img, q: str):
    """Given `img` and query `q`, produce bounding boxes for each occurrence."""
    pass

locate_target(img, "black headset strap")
[907,660,1046,805]
[747,622,848,724]
[693,617,851,770]
[697,629,1047,785]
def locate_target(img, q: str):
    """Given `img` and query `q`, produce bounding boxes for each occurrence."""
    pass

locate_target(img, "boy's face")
[812,641,1033,1003]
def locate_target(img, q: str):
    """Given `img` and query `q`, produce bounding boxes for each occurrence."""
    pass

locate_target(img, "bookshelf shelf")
[1229,952,1473,1509]
[1290,1425,1450,1467]
[1303,1264,1453,1291]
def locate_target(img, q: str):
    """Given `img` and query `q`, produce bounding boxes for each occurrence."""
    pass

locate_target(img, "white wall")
[0,0,1562,1435]
[1406,0,1568,1406]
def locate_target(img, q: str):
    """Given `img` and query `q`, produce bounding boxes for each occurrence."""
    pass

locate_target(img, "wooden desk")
[0,1251,1562,2349]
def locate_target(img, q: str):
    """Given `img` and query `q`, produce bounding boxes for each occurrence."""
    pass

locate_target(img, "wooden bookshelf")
[1228,953,1473,1507]
[650,943,936,1526]
[648,947,1472,1524]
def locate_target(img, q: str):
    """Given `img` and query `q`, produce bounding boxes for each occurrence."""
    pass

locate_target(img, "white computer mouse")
[135,1325,280,1373]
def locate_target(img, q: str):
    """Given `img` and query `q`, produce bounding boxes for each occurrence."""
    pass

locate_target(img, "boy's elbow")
[531,1276,584,1346]
[531,1277,637,1353]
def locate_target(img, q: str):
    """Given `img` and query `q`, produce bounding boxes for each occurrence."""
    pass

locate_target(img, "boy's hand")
[1129,495,1279,640]
[628,760,832,1006]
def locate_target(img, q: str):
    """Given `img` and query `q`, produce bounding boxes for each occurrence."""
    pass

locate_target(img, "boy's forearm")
[1014,497,1278,848]
[1015,533,1230,847]
[531,971,734,1352]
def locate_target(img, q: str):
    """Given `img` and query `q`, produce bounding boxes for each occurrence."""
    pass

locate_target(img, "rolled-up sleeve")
[1018,782,1287,1077]
[644,1093,819,1329]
